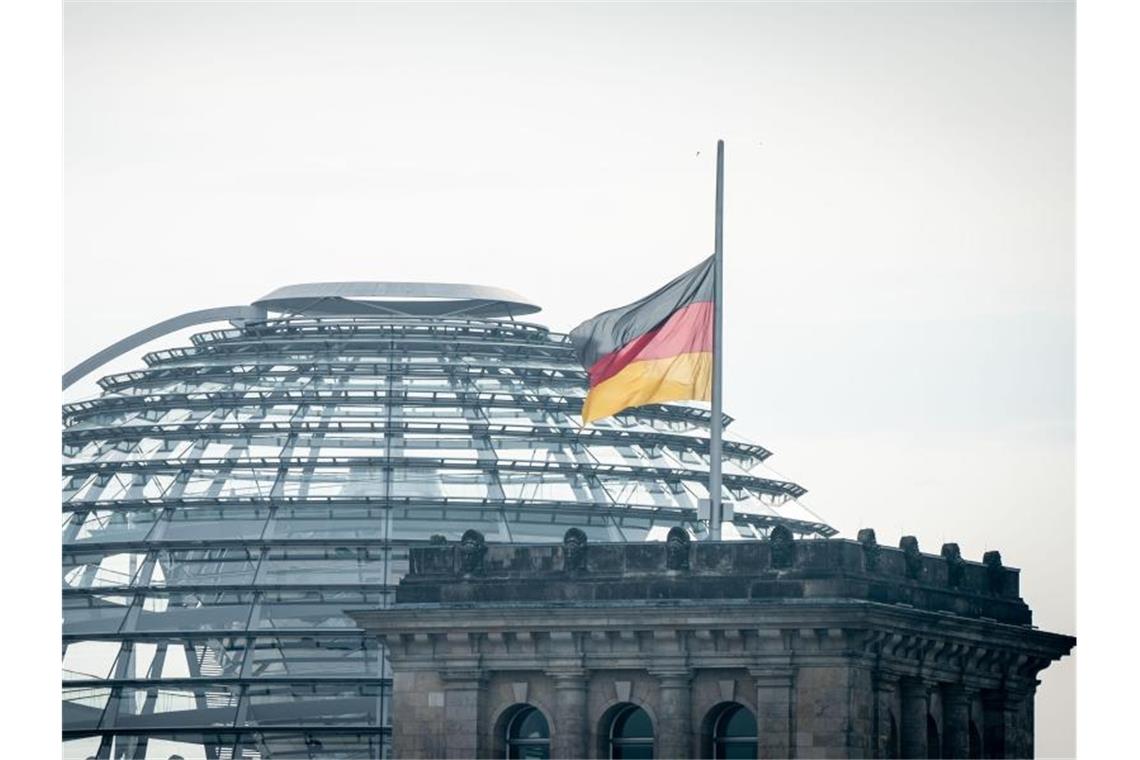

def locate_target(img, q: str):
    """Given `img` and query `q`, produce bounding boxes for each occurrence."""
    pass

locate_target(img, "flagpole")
[709,139,725,541]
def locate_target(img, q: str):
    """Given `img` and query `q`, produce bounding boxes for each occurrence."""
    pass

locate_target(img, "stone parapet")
[402,532,1028,624]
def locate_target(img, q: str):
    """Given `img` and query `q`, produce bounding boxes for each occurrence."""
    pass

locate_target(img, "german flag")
[570,256,715,424]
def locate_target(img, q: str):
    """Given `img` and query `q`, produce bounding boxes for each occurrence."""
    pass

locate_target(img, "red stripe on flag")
[586,300,714,387]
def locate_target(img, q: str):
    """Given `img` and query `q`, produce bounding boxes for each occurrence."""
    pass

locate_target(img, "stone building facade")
[349,528,1074,759]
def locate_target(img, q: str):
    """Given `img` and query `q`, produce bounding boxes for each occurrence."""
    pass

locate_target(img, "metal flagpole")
[709,139,725,540]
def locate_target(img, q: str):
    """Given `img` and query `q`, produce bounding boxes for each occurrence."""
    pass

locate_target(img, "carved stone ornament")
[769,524,795,569]
[983,550,1004,594]
[899,535,923,580]
[665,526,691,571]
[857,528,880,571]
[562,527,588,574]
[941,542,965,588]
[458,528,487,576]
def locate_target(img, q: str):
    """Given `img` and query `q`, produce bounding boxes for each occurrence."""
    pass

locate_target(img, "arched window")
[711,703,758,759]
[607,703,654,759]
[504,705,550,759]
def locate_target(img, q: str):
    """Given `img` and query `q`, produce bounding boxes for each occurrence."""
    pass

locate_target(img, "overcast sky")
[64,1,1075,754]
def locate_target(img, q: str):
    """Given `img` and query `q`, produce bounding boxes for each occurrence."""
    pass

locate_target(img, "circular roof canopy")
[254,281,541,318]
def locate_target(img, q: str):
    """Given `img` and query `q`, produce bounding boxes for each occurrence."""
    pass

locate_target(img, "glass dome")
[62,300,833,759]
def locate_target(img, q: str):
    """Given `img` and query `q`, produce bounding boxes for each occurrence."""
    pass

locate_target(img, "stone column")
[550,671,589,759]
[941,684,970,759]
[653,670,694,759]
[752,669,795,759]
[899,679,931,759]
[440,670,485,759]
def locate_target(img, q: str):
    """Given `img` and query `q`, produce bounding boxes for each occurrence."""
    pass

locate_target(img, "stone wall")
[353,531,1072,758]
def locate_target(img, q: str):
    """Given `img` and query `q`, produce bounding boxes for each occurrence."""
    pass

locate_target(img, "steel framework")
[62,285,833,760]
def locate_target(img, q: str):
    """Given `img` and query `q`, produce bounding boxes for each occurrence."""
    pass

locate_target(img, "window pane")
[512,707,549,740]
[720,705,757,737]
[615,706,653,739]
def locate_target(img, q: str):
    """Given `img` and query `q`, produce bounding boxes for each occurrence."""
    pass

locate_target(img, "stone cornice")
[353,598,1073,692]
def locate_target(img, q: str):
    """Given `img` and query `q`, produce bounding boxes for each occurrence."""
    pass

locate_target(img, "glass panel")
[388,504,506,541]
[62,736,101,760]
[163,506,269,541]
[613,744,653,760]
[104,734,241,760]
[62,686,110,730]
[255,731,387,758]
[510,743,551,760]
[511,706,550,739]
[260,547,386,585]
[614,706,653,739]
[113,638,246,680]
[508,704,552,760]
[611,705,654,760]
[255,589,388,629]
[63,592,132,634]
[717,741,757,760]
[63,550,148,588]
[151,549,259,587]
[247,635,379,677]
[69,508,160,543]
[134,591,253,632]
[272,504,385,540]
[63,640,121,681]
[720,705,757,737]
[110,685,240,728]
[179,470,276,498]
[504,510,614,543]
[242,683,381,727]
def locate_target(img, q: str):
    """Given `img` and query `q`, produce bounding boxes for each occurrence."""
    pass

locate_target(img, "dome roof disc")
[254,281,541,318]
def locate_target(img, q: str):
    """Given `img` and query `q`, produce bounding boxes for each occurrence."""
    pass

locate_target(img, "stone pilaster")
[1019,686,1036,759]
[653,670,694,759]
[899,678,932,759]
[873,672,901,759]
[941,684,970,759]
[752,669,795,759]
[985,686,1035,760]
[440,670,485,759]
[982,687,1034,759]
[549,671,588,759]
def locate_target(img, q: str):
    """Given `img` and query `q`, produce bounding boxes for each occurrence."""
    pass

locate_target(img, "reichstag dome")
[62,283,834,759]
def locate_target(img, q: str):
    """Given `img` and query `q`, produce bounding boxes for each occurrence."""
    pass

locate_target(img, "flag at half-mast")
[569,256,715,424]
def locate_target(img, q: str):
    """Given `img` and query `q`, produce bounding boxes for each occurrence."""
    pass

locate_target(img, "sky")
[64,1,1075,755]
